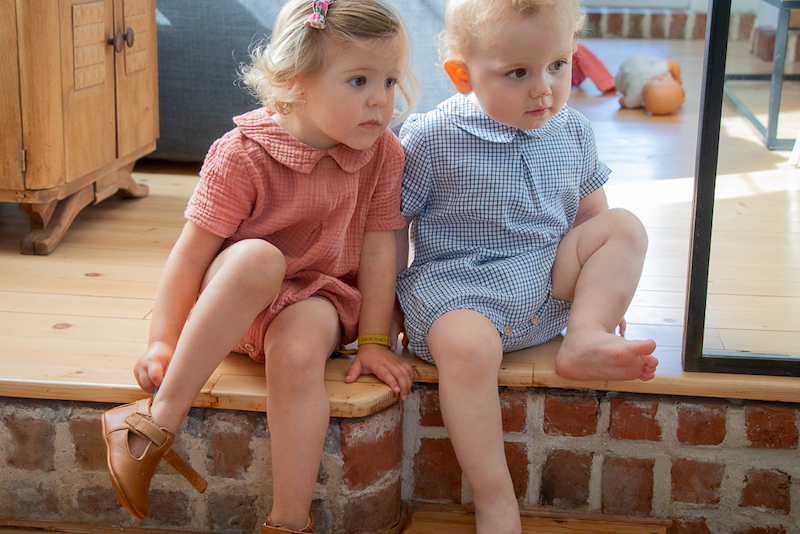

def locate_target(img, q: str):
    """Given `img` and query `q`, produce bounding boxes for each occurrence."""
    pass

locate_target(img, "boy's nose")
[529,76,553,98]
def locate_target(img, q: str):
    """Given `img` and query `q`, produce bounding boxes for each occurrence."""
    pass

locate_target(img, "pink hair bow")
[305,1,331,29]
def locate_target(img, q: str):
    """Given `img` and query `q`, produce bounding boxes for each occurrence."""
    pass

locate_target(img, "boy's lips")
[527,106,550,117]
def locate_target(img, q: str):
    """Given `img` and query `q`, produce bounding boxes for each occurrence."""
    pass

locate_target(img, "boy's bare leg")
[552,208,658,381]
[264,297,340,530]
[429,310,522,534]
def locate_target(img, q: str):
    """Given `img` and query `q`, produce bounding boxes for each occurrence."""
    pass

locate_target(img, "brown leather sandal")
[101,398,207,520]
[261,515,315,533]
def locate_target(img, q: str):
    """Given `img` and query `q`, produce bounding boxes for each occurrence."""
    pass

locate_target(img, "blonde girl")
[101,1,417,532]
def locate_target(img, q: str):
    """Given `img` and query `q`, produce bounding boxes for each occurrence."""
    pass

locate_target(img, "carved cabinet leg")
[19,184,95,255]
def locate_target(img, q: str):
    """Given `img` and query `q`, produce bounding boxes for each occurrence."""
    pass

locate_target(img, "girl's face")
[289,39,402,150]
[453,7,574,130]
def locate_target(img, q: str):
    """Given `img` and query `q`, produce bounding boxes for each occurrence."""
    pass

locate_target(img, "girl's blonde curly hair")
[241,0,418,125]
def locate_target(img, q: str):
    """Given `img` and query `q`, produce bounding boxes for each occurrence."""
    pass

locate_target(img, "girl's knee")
[225,239,287,286]
[265,340,327,383]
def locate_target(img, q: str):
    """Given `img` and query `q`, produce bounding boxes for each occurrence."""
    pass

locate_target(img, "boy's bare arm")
[573,187,610,228]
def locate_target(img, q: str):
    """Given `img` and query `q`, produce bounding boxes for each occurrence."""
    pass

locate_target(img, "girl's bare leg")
[135,239,285,447]
[264,297,340,530]
[552,208,658,381]
[429,310,521,534]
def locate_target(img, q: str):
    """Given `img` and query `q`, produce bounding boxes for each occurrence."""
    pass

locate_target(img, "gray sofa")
[151,0,455,161]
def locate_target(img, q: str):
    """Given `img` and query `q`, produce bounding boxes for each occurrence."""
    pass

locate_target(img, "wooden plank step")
[0,519,207,534]
[405,509,671,534]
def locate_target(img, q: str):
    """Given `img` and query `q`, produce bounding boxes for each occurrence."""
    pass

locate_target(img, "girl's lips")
[360,120,382,130]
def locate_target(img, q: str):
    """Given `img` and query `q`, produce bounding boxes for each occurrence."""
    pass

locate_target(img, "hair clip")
[304,0,331,29]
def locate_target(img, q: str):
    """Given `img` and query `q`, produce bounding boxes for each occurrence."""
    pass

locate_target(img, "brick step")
[406,508,670,534]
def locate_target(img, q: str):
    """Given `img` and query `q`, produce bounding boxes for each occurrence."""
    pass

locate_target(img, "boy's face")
[448,7,574,130]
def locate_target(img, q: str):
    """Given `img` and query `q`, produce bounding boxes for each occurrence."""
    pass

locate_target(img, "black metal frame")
[682,0,800,376]
[722,0,800,150]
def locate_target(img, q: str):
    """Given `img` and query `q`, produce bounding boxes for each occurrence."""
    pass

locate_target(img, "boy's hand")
[134,342,173,393]
[389,300,409,351]
[344,344,414,400]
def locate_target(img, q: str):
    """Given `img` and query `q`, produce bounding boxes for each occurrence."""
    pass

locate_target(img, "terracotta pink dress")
[185,108,405,362]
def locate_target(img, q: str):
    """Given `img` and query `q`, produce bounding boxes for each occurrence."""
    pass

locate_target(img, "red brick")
[9,480,59,517]
[651,13,666,39]
[540,449,592,509]
[628,13,645,39]
[745,406,798,449]
[77,486,123,516]
[341,402,403,490]
[671,458,724,505]
[609,398,661,441]
[670,517,712,534]
[204,410,256,478]
[693,14,707,40]
[601,456,654,515]
[70,410,106,471]
[148,489,193,525]
[738,13,755,41]
[419,386,444,427]
[735,528,787,534]
[413,438,461,502]
[543,390,598,437]
[4,412,55,471]
[607,13,623,37]
[753,27,777,62]
[670,13,688,39]
[207,492,258,534]
[677,402,727,446]
[740,469,791,514]
[343,476,402,533]
[504,441,528,499]
[500,388,527,433]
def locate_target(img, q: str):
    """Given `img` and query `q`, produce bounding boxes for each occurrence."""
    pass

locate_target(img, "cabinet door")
[115,0,158,159]
[0,0,23,190]
[60,0,117,183]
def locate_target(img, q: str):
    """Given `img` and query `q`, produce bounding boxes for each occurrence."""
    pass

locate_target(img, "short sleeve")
[185,131,259,238]
[364,131,406,232]
[399,114,433,218]
[577,116,611,199]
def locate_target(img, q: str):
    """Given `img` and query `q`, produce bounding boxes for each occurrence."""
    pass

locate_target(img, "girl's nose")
[367,87,388,107]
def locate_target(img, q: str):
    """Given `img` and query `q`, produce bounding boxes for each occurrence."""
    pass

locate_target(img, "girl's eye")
[350,76,367,87]
[508,68,527,79]
[385,77,398,89]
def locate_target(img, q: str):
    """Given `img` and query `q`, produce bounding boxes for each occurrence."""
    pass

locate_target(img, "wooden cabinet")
[0,0,158,254]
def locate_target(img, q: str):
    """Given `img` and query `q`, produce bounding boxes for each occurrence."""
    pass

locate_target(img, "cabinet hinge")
[20,149,27,174]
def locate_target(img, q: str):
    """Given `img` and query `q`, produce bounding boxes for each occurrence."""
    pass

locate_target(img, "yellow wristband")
[357,334,390,347]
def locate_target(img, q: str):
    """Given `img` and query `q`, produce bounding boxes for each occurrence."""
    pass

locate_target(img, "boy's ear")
[444,60,472,94]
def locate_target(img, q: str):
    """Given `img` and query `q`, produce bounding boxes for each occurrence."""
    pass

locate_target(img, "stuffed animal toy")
[615,55,685,115]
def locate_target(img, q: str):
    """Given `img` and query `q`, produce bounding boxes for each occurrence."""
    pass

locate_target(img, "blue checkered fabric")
[397,93,610,363]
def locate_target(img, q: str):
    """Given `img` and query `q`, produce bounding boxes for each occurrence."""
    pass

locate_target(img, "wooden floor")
[1,38,799,406]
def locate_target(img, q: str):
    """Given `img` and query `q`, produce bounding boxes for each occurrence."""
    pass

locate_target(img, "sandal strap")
[262,515,314,533]
[124,412,171,448]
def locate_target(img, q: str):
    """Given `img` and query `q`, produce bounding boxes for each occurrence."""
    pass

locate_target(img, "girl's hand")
[344,344,415,400]
[134,342,173,393]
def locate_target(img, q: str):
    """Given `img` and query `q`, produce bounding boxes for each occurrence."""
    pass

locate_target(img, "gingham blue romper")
[397,93,610,363]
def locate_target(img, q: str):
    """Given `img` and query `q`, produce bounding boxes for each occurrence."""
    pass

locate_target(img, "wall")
[404,385,800,534]
[2,388,799,534]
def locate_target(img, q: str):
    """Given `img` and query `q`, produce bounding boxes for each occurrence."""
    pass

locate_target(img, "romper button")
[503,326,513,335]
[244,343,256,352]
[530,315,538,325]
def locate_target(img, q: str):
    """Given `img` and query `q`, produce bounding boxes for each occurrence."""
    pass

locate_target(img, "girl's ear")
[444,60,472,94]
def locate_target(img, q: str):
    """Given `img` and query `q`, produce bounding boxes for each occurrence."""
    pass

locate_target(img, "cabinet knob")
[107,30,123,53]
[124,27,134,48]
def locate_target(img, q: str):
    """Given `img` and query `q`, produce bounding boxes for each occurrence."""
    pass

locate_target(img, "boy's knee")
[606,208,648,251]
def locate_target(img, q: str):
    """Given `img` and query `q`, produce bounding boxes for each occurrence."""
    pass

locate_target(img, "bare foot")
[555,330,657,381]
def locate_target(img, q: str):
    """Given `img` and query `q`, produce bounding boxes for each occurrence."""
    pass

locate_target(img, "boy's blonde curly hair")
[241,0,418,125]
[441,0,585,62]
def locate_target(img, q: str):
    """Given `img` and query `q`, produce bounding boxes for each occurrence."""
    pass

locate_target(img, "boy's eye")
[385,77,398,89]
[552,60,568,71]
[350,76,367,87]
[508,68,527,79]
